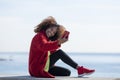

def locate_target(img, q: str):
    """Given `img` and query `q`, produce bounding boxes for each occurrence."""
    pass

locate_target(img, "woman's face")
[46,27,58,38]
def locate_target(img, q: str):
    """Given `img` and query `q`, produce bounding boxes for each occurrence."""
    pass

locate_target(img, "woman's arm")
[36,34,60,52]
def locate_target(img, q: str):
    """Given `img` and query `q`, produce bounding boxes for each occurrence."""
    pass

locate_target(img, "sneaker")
[77,66,95,77]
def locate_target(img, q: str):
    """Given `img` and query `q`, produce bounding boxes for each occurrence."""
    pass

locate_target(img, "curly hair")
[34,16,57,33]
[34,16,66,41]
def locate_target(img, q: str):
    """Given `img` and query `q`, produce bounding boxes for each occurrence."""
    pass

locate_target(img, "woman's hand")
[58,37,68,45]
[58,30,70,45]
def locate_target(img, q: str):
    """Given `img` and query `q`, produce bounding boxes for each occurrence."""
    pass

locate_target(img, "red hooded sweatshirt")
[29,31,60,78]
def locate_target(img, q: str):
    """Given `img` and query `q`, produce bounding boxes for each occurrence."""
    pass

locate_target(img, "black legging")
[48,49,78,76]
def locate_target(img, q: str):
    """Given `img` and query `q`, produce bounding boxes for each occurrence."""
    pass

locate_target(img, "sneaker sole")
[78,72,95,77]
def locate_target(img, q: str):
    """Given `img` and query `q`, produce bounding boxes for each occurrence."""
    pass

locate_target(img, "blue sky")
[0,0,120,53]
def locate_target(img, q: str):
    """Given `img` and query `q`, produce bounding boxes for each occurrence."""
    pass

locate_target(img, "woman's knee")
[56,49,65,56]
[65,69,71,76]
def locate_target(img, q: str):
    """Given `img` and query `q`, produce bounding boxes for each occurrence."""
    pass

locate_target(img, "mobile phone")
[62,31,70,39]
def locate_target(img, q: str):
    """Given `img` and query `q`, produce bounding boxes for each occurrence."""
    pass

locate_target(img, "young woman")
[29,16,95,78]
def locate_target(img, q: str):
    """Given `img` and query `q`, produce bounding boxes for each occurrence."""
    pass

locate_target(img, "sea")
[0,52,120,78]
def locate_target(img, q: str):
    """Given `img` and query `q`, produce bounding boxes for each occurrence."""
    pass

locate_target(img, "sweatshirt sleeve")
[35,33,60,52]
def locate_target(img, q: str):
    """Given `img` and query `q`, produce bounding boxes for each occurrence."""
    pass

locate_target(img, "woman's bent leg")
[50,49,78,69]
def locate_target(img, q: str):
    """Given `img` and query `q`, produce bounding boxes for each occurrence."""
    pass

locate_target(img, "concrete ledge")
[0,75,120,80]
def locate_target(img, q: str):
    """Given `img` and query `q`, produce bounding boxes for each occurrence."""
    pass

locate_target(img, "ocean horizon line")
[0,52,120,55]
